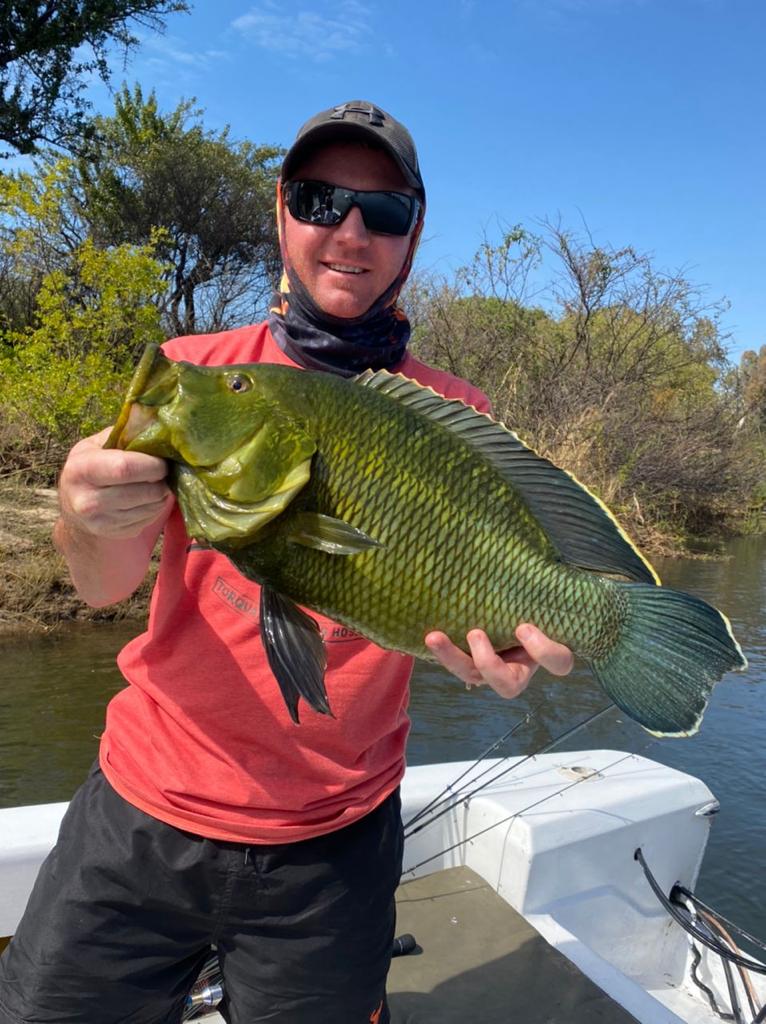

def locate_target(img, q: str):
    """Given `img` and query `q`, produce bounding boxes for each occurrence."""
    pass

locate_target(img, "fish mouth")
[105,344,179,451]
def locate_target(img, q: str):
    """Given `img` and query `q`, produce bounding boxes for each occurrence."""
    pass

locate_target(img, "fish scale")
[225,368,618,661]
[111,346,747,735]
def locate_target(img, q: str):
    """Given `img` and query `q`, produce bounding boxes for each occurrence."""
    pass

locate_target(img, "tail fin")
[590,583,747,737]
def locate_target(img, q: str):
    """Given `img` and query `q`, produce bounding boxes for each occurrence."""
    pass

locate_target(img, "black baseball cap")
[281,100,425,198]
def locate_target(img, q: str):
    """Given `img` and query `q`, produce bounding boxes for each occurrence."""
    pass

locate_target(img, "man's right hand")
[58,427,172,540]
[54,427,173,607]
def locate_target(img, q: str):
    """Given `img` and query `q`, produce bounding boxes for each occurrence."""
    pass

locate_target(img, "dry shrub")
[409,223,765,551]
[0,480,157,632]
[0,409,68,485]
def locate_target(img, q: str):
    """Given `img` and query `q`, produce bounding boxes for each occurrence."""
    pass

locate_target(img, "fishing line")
[402,748,640,876]
[403,702,616,841]
[400,706,766,1016]
[403,701,545,832]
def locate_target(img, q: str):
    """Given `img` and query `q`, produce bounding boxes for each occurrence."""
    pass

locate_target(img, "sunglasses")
[283,179,421,237]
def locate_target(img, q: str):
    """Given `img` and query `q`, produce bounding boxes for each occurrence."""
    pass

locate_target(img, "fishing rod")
[183,721,635,1019]
[403,701,616,840]
[402,701,545,832]
[402,746,642,876]
[401,719,766,1023]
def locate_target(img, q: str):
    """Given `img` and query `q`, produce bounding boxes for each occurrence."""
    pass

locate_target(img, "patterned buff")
[268,183,424,378]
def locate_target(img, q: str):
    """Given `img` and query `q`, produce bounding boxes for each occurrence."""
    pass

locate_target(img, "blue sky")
[87,1,764,360]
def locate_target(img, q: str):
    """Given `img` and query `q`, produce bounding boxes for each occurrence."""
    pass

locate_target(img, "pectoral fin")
[259,585,331,724]
[287,513,382,555]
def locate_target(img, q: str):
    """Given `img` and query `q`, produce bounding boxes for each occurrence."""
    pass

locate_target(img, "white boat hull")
[1,750,762,1022]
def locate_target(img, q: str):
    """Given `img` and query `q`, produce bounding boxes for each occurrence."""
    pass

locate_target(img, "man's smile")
[323,262,367,275]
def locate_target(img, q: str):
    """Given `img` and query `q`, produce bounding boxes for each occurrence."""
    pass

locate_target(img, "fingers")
[63,486,173,539]
[425,630,530,699]
[425,631,483,686]
[466,629,532,699]
[515,624,574,676]
[425,625,574,702]
[72,431,169,486]
[58,429,172,539]
[69,480,170,515]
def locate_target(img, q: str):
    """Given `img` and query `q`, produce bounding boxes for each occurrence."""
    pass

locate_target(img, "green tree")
[0,155,86,349]
[739,345,766,429]
[75,85,282,334]
[1,235,167,470]
[0,87,283,337]
[0,0,189,156]
[405,225,548,422]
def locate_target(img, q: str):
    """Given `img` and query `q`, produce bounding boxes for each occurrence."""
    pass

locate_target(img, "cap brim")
[281,122,423,192]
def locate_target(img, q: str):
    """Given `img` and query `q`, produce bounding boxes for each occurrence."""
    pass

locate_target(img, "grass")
[0,480,155,636]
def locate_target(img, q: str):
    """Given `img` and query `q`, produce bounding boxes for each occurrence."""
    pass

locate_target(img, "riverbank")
[0,481,157,636]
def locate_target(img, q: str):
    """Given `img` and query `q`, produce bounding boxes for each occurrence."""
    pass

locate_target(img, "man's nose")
[334,205,370,244]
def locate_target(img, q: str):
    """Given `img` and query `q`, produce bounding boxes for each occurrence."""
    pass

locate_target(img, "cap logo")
[330,102,385,127]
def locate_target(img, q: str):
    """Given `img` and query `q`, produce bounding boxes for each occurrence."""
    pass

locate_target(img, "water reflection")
[0,623,135,807]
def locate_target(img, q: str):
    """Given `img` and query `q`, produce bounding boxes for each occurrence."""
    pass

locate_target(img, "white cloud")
[232,1,373,61]
[140,34,229,70]
[514,0,653,12]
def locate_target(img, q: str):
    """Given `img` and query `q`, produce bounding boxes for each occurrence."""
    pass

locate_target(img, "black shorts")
[0,763,403,1024]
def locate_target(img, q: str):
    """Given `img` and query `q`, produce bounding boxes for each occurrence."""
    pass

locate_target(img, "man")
[0,101,572,1023]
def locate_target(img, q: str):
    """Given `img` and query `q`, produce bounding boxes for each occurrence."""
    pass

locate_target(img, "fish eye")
[227,373,252,394]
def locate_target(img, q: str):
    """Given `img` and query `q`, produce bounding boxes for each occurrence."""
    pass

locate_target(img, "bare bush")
[409,222,763,545]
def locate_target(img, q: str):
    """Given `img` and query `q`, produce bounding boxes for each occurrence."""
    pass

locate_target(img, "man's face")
[283,142,416,319]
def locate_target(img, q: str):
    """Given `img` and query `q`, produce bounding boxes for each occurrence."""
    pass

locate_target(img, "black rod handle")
[392,933,417,957]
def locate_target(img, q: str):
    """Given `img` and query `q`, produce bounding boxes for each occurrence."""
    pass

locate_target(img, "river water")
[1,536,764,944]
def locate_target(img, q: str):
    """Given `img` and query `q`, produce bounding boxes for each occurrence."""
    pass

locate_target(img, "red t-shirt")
[100,324,490,843]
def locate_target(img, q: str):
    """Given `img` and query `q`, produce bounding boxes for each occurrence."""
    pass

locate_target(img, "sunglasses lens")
[292,181,347,226]
[358,190,415,235]
[289,182,417,236]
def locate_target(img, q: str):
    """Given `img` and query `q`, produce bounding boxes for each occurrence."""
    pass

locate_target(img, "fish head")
[107,344,316,545]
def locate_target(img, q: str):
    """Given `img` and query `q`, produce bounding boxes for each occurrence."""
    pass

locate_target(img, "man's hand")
[424,625,574,700]
[54,427,173,607]
[58,427,172,540]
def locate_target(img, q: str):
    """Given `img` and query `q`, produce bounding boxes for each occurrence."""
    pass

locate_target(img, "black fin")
[353,369,658,585]
[591,583,747,736]
[287,512,382,555]
[259,585,331,724]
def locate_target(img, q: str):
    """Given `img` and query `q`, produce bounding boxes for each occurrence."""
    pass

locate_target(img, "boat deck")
[195,865,639,1022]
[388,867,638,1023]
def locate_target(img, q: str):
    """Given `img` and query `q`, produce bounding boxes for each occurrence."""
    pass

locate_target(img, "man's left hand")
[424,625,574,700]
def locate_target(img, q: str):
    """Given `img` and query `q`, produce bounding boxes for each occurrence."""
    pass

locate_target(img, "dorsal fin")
[353,369,659,584]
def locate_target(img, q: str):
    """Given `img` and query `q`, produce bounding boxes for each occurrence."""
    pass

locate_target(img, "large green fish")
[107,344,747,734]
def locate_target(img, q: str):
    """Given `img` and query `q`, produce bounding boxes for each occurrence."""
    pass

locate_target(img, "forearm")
[53,512,166,607]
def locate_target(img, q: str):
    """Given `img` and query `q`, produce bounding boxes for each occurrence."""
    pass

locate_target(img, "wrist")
[53,511,96,554]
